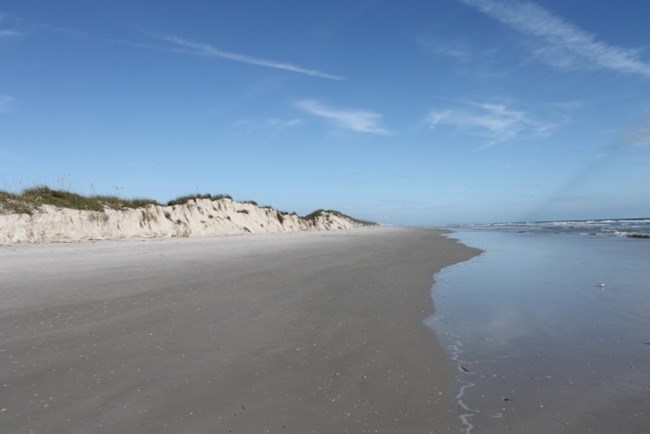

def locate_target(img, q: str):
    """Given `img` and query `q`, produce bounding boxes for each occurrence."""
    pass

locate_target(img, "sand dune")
[0,197,373,244]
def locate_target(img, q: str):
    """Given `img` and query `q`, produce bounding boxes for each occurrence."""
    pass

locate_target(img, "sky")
[1,0,649,225]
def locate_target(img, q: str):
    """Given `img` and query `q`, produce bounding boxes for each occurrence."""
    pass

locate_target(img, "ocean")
[427,220,650,433]
[448,217,650,238]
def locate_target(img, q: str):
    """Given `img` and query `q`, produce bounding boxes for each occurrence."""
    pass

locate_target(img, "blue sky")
[1,0,649,224]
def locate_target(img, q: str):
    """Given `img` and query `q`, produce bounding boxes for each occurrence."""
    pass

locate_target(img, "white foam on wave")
[448,218,650,238]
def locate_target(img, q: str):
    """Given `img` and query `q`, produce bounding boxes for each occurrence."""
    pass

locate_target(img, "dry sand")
[0,227,479,433]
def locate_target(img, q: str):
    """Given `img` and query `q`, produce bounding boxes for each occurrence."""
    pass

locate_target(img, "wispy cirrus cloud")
[266,118,303,128]
[0,29,24,37]
[0,95,15,114]
[158,35,344,81]
[428,101,553,145]
[0,14,25,37]
[457,0,650,77]
[295,99,392,135]
[235,118,303,133]
[624,113,650,146]
[419,36,475,62]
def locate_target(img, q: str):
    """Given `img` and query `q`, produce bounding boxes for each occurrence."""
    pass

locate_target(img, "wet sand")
[0,227,479,433]
[430,230,650,433]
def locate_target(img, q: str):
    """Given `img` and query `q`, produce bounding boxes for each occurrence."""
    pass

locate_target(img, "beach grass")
[0,186,160,215]
[304,209,377,226]
[0,190,34,215]
[0,187,241,215]
[167,193,233,206]
[0,187,377,227]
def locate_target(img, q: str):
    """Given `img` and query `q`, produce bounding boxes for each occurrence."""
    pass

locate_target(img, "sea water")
[427,222,650,433]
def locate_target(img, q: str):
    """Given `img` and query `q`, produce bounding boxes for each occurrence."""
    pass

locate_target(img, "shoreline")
[0,227,480,433]
[428,229,650,433]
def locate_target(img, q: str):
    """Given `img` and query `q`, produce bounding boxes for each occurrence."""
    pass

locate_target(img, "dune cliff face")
[0,198,374,244]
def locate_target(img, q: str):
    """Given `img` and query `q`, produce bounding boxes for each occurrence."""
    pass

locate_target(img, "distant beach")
[0,227,479,433]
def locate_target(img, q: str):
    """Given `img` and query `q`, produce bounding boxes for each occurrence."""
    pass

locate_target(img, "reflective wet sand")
[429,232,650,433]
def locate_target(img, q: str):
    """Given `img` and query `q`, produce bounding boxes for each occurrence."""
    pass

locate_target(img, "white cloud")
[266,118,303,128]
[0,29,24,37]
[0,13,24,38]
[625,113,650,146]
[295,99,392,135]
[419,36,474,62]
[543,100,584,111]
[234,118,303,133]
[161,35,344,81]
[0,95,15,114]
[458,0,650,77]
[428,102,552,144]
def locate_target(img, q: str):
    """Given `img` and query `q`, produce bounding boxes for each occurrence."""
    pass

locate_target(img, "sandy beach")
[0,227,479,433]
